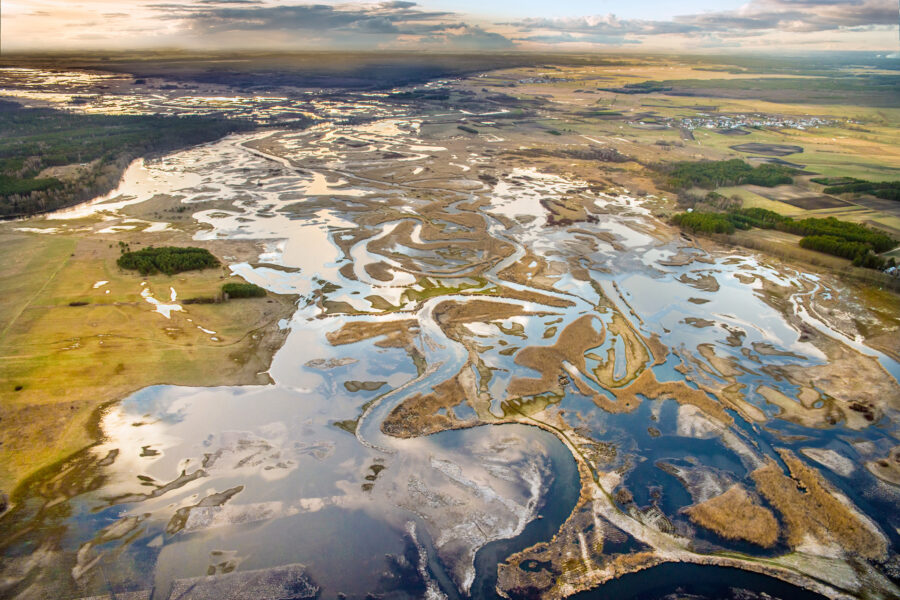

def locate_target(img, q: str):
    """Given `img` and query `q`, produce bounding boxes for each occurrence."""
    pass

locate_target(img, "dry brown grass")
[381,370,474,437]
[678,272,720,292]
[645,332,669,366]
[593,314,650,387]
[364,261,394,282]
[326,318,419,348]
[595,369,732,424]
[685,484,778,547]
[434,299,527,328]
[866,445,900,486]
[491,285,575,309]
[508,315,604,398]
[498,251,563,291]
[751,449,887,559]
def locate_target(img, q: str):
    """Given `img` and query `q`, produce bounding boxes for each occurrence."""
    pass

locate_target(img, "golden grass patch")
[751,449,887,560]
[685,484,778,547]
[508,315,604,399]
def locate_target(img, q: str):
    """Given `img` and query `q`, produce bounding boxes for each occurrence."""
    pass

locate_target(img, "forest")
[660,159,798,190]
[671,207,897,270]
[0,101,255,218]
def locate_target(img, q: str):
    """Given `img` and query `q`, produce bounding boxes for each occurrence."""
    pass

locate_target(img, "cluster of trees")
[671,207,898,270]
[671,211,736,234]
[727,207,786,229]
[779,216,896,252]
[117,247,219,276]
[0,102,254,217]
[222,282,267,298]
[662,159,798,190]
[816,178,900,201]
[799,235,874,260]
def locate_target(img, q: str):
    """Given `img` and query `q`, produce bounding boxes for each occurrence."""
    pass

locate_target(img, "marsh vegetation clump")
[685,484,778,547]
[751,450,888,559]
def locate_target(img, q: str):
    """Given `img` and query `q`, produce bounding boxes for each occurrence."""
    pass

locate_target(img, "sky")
[2,0,898,53]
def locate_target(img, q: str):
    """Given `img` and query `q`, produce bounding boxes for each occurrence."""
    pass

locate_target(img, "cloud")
[2,0,895,52]
[156,1,451,35]
[409,24,514,49]
[137,0,516,49]
[505,0,897,45]
[674,0,896,34]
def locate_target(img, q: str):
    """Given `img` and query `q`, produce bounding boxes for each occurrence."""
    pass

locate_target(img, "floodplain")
[0,52,898,600]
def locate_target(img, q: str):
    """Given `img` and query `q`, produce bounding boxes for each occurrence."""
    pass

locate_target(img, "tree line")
[0,101,256,218]
[671,207,898,270]
[814,178,900,202]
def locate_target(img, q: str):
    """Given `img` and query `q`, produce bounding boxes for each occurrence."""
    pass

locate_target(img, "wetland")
[0,53,899,600]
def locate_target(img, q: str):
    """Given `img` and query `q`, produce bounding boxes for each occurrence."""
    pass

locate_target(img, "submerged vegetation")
[117,246,220,275]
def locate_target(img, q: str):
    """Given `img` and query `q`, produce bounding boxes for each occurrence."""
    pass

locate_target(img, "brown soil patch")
[780,196,849,210]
